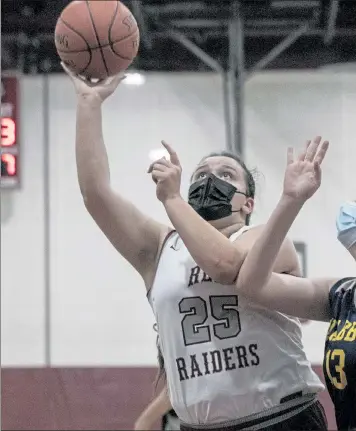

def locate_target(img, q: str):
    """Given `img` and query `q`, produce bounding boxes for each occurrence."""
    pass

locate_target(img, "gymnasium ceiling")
[2,0,356,74]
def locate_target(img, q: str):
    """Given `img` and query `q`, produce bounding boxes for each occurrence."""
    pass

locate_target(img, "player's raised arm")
[62,64,170,286]
[235,138,334,320]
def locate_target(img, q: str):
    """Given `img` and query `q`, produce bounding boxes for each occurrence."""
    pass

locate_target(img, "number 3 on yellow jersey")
[325,349,348,390]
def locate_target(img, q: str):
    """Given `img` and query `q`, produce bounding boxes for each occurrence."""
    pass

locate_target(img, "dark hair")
[198,151,256,225]
[157,338,165,379]
[153,324,166,390]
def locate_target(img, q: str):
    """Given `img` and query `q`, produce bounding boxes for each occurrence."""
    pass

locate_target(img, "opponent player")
[63,64,327,430]
[228,145,355,430]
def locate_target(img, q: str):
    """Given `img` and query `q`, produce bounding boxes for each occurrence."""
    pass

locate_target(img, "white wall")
[1,71,355,366]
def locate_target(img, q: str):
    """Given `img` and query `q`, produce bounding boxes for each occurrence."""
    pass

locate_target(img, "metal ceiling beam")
[248,22,310,74]
[227,1,245,156]
[170,18,306,28]
[324,0,339,45]
[144,2,208,15]
[271,0,320,8]
[168,31,223,73]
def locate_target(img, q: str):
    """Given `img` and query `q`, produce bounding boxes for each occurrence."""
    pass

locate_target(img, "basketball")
[54,0,140,79]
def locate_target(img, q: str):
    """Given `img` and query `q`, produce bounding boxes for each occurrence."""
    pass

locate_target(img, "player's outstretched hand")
[61,62,125,103]
[283,136,329,203]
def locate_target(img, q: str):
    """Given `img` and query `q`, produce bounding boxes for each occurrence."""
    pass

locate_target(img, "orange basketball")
[54,0,140,79]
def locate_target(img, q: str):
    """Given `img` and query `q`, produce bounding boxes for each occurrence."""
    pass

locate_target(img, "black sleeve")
[329,277,355,314]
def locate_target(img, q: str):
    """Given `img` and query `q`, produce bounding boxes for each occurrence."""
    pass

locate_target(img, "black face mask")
[188,174,247,221]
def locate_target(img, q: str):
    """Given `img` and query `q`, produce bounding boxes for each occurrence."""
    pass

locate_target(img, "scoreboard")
[1,76,20,188]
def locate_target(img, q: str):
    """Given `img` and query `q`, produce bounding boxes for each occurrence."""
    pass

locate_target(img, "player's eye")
[221,171,232,179]
[197,171,207,179]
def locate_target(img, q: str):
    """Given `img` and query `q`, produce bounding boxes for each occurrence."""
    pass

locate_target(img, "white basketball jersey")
[148,227,324,425]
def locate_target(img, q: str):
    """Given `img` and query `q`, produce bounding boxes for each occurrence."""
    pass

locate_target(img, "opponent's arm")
[64,65,170,285]
[134,385,172,431]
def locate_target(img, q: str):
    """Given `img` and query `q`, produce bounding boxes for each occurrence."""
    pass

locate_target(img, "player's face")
[190,156,254,226]
[192,154,247,193]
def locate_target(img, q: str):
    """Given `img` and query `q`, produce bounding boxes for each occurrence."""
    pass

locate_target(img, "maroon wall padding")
[1,366,336,431]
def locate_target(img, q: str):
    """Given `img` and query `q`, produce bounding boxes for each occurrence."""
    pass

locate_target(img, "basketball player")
[228,146,356,429]
[63,64,328,430]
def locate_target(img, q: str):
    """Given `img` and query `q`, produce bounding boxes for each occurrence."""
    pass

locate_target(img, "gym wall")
[2,71,355,430]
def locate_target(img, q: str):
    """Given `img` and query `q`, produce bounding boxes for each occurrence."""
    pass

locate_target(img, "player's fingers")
[161,141,180,166]
[147,158,170,173]
[61,62,77,79]
[151,169,165,184]
[297,140,311,161]
[154,158,171,168]
[305,136,322,161]
[313,161,322,184]
[314,140,329,165]
[287,147,294,165]
[151,163,167,173]
[108,73,126,88]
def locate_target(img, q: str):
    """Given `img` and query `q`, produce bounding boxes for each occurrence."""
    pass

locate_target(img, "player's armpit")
[84,186,171,286]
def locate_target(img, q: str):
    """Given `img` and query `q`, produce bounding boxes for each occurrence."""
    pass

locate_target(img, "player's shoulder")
[231,224,294,247]
[329,277,356,310]
[231,224,262,241]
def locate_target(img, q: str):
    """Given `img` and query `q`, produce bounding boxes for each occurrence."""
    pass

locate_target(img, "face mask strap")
[231,191,249,215]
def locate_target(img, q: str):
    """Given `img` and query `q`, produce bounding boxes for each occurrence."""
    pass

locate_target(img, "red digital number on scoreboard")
[1,117,16,147]
[1,76,19,187]
[1,153,17,176]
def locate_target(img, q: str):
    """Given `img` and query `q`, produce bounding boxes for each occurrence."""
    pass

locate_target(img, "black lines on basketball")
[57,17,92,76]
[108,1,119,42]
[85,0,109,77]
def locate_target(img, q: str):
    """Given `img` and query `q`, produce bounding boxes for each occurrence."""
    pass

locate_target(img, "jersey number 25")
[179,295,241,346]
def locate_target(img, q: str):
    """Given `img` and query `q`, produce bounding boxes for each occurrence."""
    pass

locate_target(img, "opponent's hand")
[283,136,329,203]
[61,62,125,103]
[148,141,182,203]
